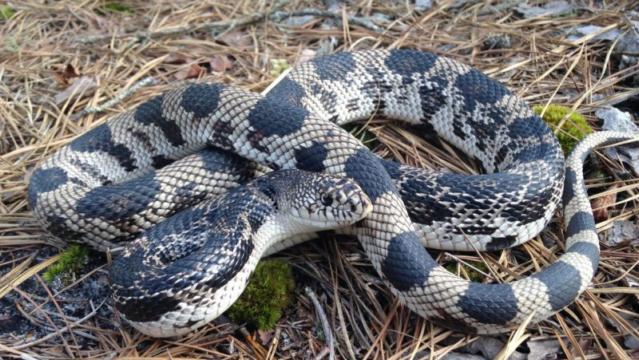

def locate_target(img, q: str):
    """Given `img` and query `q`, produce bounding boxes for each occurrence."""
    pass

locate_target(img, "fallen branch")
[271,8,383,33]
[77,1,288,44]
[77,3,382,44]
[70,76,158,120]
[305,287,335,360]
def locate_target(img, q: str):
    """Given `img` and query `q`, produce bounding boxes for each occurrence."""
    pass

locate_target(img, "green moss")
[0,5,14,20]
[533,104,592,153]
[43,244,89,284]
[227,259,295,330]
[99,2,134,15]
[269,59,290,78]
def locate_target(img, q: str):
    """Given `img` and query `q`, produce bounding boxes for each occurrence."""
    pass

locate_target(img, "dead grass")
[1,0,639,359]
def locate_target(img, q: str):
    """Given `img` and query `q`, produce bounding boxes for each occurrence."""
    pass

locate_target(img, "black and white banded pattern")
[28,49,638,336]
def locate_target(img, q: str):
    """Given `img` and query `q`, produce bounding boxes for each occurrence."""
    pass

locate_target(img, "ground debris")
[597,107,639,175]
[604,220,639,246]
[514,1,573,18]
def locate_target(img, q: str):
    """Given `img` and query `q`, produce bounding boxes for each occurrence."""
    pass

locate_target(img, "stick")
[305,287,335,360]
[78,4,382,44]
[78,1,289,44]
[271,9,383,33]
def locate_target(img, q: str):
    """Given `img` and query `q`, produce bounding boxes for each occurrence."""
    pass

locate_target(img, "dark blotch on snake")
[419,76,449,124]
[532,261,582,311]
[566,211,595,237]
[458,283,518,325]
[264,77,307,108]
[485,235,518,251]
[117,295,181,322]
[69,124,137,172]
[454,68,509,114]
[295,142,328,172]
[563,167,578,206]
[180,84,222,119]
[510,143,556,164]
[135,95,186,147]
[380,231,434,291]
[379,158,403,179]
[248,98,308,138]
[344,148,395,202]
[76,175,161,221]
[385,49,438,77]
[151,155,173,169]
[508,116,547,139]
[197,149,249,173]
[313,52,356,81]
[28,167,68,208]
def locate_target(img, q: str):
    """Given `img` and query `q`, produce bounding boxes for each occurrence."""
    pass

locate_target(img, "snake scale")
[28,49,637,337]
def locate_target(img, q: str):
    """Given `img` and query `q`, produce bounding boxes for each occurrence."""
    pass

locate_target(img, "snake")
[27,49,637,337]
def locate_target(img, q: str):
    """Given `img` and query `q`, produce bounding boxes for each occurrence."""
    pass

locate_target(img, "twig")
[14,299,107,350]
[305,287,335,360]
[70,76,158,120]
[77,3,382,45]
[77,1,289,44]
[271,8,383,33]
[0,342,38,360]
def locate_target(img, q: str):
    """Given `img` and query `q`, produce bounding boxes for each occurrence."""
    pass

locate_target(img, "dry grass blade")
[0,254,61,299]
[494,312,533,360]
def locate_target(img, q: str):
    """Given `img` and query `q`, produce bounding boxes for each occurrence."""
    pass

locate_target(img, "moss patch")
[43,244,89,284]
[533,104,592,153]
[270,59,290,78]
[0,5,15,20]
[227,259,295,330]
[99,2,134,16]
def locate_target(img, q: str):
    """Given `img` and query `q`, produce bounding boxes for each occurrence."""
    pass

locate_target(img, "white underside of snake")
[28,49,638,337]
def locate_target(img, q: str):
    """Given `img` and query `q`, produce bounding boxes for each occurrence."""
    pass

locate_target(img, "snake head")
[261,170,372,230]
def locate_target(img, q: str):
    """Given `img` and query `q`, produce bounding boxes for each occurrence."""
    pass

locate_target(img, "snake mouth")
[290,195,372,230]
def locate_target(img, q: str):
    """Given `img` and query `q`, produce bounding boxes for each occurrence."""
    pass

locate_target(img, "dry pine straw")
[1,1,639,359]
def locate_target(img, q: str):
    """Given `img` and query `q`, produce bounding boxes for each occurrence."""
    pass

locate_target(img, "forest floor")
[1,1,639,359]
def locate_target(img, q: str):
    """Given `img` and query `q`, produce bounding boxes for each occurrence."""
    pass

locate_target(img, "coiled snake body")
[28,49,636,337]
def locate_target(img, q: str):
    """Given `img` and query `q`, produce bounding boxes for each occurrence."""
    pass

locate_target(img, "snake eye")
[321,194,333,206]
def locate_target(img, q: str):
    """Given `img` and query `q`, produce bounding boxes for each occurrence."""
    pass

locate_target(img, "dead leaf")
[597,107,639,175]
[515,1,573,18]
[54,76,97,105]
[52,64,80,86]
[296,49,317,65]
[163,53,189,65]
[210,55,233,73]
[527,340,561,360]
[257,329,273,344]
[175,63,207,80]
[216,30,252,48]
[604,220,639,246]
[591,189,617,222]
